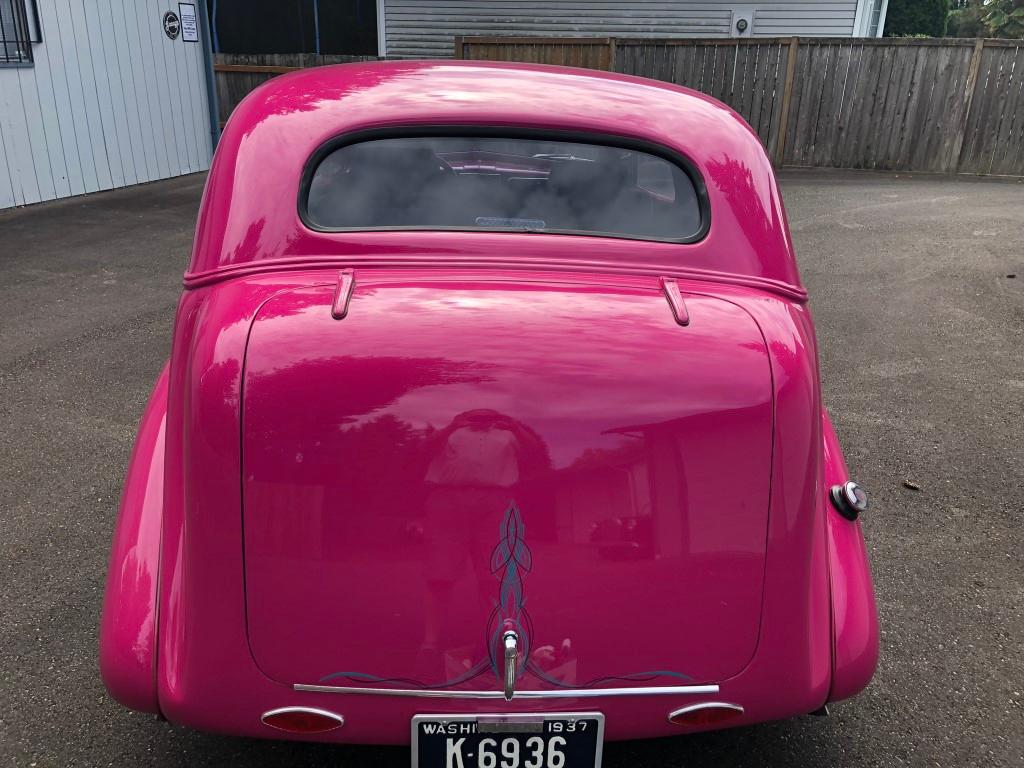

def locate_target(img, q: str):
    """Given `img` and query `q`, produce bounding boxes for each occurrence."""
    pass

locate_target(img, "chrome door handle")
[502,630,518,701]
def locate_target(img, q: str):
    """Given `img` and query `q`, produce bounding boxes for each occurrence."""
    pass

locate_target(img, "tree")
[983,0,1024,37]
[947,0,987,36]
[885,0,951,36]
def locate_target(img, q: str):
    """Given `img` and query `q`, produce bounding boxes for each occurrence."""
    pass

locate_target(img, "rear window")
[304,135,705,242]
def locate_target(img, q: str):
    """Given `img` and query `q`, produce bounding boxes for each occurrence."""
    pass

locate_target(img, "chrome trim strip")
[294,683,719,699]
[667,702,744,722]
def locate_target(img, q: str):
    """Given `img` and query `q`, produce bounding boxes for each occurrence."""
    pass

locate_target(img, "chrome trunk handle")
[502,630,518,701]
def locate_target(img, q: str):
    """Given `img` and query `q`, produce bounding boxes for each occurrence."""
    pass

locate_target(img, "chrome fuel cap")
[830,481,868,520]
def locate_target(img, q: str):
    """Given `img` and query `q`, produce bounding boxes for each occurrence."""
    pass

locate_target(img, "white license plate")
[412,713,604,768]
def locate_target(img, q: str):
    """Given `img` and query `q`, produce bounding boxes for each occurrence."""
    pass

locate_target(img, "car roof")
[189,60,802,299]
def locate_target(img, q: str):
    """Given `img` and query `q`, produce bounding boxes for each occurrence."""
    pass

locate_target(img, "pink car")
[100,61,878,764]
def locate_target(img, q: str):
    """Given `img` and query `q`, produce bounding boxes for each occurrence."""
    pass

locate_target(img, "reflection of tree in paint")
[319,491,692,690]
[706,155,778,272]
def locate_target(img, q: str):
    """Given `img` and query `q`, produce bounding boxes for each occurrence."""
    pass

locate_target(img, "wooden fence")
[213,53,380,126]
[212,40,1024,176]
[452,36,616,70]
[458,36,1024,176]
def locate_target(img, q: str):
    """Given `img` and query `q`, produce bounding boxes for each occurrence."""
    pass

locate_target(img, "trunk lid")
[242,272,773,689]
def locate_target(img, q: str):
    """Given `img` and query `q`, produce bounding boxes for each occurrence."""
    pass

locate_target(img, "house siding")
[0,0,213,210]
[382,1,864,59]
[753,2,858,36]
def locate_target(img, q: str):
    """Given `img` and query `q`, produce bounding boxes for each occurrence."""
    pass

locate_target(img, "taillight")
[261,707,345,733]
[668,702,744,727]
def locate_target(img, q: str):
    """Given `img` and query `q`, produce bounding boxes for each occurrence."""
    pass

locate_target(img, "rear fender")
[822,410,879,702]
[99,364,168,714]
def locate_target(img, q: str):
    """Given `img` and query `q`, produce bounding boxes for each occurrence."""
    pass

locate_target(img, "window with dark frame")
[208,0,378,56]
[305,135,707,243]
[0,0,33,65]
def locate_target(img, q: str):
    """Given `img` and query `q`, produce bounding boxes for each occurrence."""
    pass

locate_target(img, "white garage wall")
[0,0,213,210]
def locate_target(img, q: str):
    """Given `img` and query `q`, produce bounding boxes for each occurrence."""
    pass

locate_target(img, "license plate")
[411,713,604,768]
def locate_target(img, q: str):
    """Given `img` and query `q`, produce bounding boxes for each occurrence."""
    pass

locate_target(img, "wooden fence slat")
[844,41,879,169]
[818,43,851,168]
[911,45,945,171]
[764,42,786,162]
[870,44,901,169]
[936,46,973,172]
[984,45,1023,174]
[775,38,799,165]
[952,39,987,172]
[755,42,775,145]
[791,41,819,166]
[744,44,762,136]
[889,45,929,169]
[983,47,1012,172]
[910,44,949,171]
[834,42,865,169]
[962,46,1003,171]
[997,45,1024,174]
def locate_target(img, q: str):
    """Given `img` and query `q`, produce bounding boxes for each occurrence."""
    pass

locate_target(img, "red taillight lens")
[261,707,344,733]
[668,703,744,727]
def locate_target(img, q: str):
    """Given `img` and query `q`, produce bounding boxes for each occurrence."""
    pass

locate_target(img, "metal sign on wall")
[179,3,199,42]
[162,10,180,40]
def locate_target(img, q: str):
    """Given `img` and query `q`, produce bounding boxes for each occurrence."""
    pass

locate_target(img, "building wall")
[382,0,871,59]
[0,0,213,210]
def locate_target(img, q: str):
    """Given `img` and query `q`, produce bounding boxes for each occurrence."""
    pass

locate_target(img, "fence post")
[950,38,986,173]
[454,35,465,59]
[608,38,617,72]
[774,37,800,166]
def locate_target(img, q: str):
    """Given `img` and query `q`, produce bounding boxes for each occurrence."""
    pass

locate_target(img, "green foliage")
[983,0,1024,38]
[947,0,987,36]
[885,0,951,36]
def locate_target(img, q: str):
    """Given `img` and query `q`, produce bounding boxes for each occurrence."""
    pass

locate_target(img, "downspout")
[313,0,321,55]
[196,0,221,149]
[211,0,220,51]
[376,0,386,58]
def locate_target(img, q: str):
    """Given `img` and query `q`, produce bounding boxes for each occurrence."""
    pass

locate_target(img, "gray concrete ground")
[0,170,1021,767]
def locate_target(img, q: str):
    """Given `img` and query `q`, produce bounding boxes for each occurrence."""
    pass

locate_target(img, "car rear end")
[101,63,875,763]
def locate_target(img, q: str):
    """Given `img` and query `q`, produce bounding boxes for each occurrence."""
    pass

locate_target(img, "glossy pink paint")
[99,363,167,714]
[822,412,881,702]
[186,61,803,299]
[99,61,878,745]
[243,279,773,687]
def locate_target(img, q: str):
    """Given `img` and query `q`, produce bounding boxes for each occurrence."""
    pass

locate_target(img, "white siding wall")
[383,0,864,59]
[753,1,858,36]
[0,0,213,210]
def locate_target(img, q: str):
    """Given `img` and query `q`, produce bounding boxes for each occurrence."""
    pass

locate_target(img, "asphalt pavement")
[0,170,1021,767]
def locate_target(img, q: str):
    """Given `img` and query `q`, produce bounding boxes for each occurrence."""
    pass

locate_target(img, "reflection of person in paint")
[416,409,547,682]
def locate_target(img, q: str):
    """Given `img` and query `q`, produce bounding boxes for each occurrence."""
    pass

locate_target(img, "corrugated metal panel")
[0,0,214,209]
[383,1,861,59]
